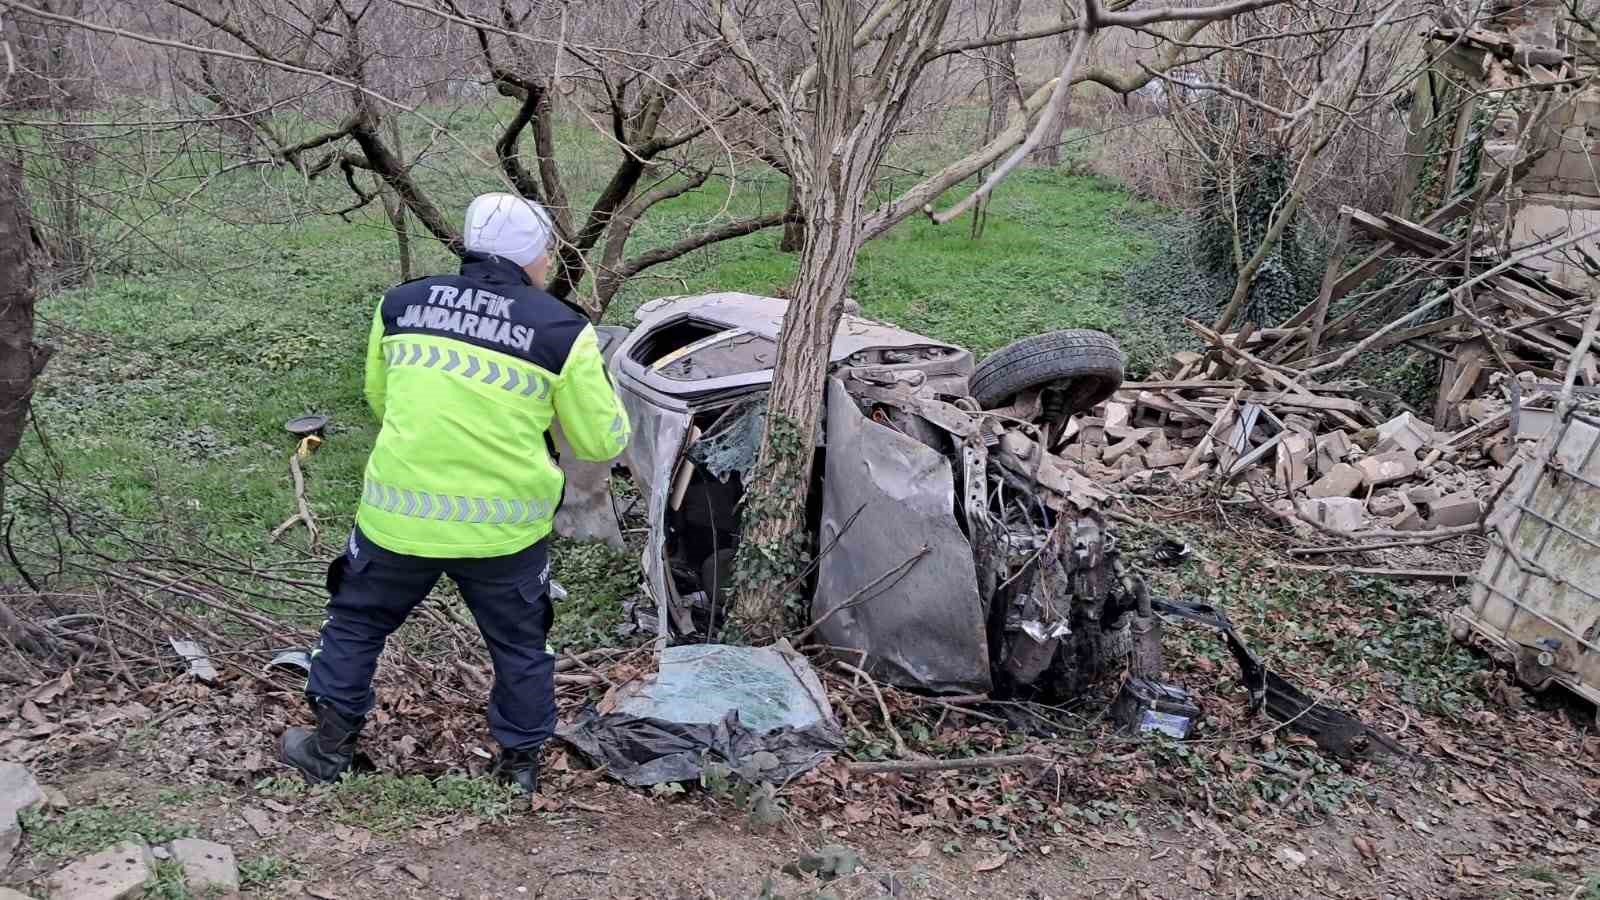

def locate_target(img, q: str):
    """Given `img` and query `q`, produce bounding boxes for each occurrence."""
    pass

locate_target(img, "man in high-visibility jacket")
[281,193,630,792]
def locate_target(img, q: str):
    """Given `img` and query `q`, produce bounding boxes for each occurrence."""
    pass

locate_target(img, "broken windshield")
[647,325,778,381]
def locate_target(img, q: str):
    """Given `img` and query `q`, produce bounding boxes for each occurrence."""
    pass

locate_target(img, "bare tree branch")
[927,24,1091,225]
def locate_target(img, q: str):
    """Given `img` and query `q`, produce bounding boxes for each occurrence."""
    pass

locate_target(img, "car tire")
[970,329,1125,416]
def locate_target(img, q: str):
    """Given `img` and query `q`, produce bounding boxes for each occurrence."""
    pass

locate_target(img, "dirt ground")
[4,511,1599,900]
[6,736,1596,900]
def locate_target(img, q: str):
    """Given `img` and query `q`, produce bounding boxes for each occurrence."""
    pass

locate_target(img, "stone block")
[0,764,42,872]
[1314,430,1352,473]
[1276,433,1312,490]
[1078,417,1106,446]
[1103,435,1146,464]
[45,841,153,900]
[1145,449,1189,469]
[1103,401,1132,432]
[1118,453,1147,477]
[1356,450,1420,486]
[1426,493,1483,528]
[1376,413,1434,454]
[1389,507,1426,530]
[1297,497,1367,534]
[1307,463,1365,499]
[170,838,239,893]
[1369,492,1408,519]
[1405,484,1441,505]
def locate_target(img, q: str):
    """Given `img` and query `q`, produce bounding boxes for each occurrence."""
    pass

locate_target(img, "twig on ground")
[1282,563,1474,584]
[269,451,318,547]
[1287,530,1481,555]
[847,753,1050,775]
[835,660,909,759]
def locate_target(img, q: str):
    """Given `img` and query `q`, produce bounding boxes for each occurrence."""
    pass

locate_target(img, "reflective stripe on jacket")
[356,252,630,558]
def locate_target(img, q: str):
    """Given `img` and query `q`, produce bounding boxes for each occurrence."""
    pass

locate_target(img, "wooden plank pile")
[1047,194,1598,546]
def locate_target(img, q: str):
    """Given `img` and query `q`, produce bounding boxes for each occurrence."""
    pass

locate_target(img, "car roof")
[633,292,963,362]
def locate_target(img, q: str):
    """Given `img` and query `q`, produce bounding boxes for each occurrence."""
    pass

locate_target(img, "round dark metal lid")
[285,414,331,436]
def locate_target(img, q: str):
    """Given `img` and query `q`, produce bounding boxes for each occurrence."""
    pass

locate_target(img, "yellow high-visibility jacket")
[355,252,629,558]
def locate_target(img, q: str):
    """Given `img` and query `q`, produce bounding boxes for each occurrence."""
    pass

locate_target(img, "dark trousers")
[306,528,555,750]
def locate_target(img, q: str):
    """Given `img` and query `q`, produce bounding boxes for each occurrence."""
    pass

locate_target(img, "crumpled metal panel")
[613,380,691,643]
[813,378,991,694]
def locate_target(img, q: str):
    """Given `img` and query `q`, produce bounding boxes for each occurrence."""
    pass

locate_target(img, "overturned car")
[604,293,1136,698]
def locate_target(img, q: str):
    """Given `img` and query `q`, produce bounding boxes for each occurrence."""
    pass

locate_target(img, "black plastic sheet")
[558,708,843,786]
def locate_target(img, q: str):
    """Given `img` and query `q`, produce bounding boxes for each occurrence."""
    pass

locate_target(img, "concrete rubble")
[1052,339,1573,544]
[44,841,153,900]
[0,763,43,872]
[170,837,240,893]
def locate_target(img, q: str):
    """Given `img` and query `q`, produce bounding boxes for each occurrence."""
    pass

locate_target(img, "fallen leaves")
[1352,834,1378,862]
[29,672,73,705]
[973,853,1007,872]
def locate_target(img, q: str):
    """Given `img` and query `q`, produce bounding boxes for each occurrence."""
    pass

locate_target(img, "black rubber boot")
[490,747,540,794]
[280,700,364,784]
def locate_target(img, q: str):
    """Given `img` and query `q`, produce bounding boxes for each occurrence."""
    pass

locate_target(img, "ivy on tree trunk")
[727,0,952,639]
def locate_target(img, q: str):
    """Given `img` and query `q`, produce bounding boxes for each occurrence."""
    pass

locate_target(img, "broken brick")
[1375,412,1435,454]
[1314,430,1352,473]
[1405,484,1441,505]
[1356,450,1420,486]
[1307,462,1365,499]
[1369,492,1408,518]
[1425,493,1482,528]
[1297,497,1367,533]
[1144,449,1189,469]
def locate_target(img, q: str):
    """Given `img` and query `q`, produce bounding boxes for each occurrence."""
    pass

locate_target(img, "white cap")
[462,193,555,266]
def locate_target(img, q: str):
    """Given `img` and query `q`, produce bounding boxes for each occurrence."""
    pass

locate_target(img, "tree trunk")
[972,0,1022,240]
[384,117,413,281]
[732,0,869,640]
[779,178,804,252]
[731,199,862,640]
[0,156,44,525]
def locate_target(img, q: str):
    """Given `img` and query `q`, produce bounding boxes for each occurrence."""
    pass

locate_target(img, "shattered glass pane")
[557,642,843,786]
[687,400,767,482]
[611,643,834,734]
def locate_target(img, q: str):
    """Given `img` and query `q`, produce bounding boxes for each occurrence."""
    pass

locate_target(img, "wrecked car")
[605,292,1136,699]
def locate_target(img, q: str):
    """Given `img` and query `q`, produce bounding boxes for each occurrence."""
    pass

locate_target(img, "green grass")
[10,105,1156,621]
[18,805,197,858]
[238,854,303,889]
[144,859,195,900]
[325,772,524,832]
